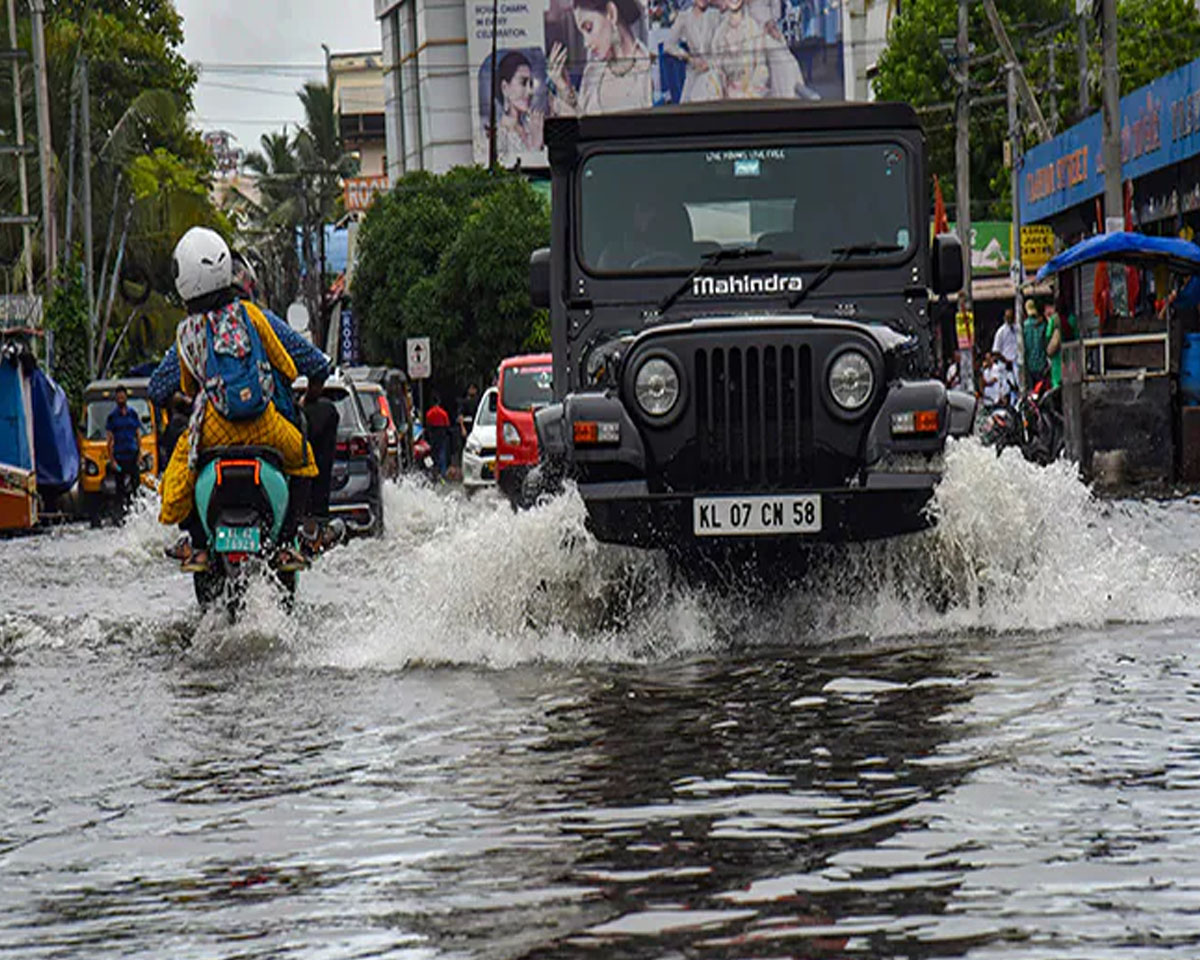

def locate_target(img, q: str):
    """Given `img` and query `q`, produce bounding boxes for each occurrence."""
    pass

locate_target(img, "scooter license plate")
[215,525,261,553]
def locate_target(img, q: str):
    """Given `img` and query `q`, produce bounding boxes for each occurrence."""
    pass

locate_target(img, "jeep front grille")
[694,344,814,489]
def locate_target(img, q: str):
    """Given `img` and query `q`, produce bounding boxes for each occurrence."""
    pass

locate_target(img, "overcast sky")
[176,0,381,159]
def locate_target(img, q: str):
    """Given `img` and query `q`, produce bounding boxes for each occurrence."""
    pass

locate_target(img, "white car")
[461,387,498,489]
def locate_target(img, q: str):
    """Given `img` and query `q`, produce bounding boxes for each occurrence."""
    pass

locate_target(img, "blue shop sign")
[1021,56,1200,223]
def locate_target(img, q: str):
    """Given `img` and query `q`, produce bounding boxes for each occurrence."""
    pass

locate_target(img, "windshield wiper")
[787,242,903,309]
[654,246,776,316]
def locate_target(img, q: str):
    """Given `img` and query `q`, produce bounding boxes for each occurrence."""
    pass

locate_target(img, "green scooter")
[191,446,296,615]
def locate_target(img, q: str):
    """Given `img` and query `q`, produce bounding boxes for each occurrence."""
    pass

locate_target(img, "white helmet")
[172,226,231,303]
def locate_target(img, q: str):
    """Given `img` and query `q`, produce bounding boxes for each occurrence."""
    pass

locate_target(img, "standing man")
[105,385,142,520]
[457,383,480,449]
[1023,298,1048,388]
[425,394,452,479]
[992,308,1020,378]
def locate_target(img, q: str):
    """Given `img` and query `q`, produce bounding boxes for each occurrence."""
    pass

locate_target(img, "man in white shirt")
[992,307,1021,381]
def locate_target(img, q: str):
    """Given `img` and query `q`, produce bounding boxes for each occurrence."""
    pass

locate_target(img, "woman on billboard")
[663,0,723,102]
[711,0,769,99]
[492,51,545,160]
[547,0,653,114]
[747,0,819,99]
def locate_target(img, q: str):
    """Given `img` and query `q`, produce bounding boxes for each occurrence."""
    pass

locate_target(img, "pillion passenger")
[156,227,317,571]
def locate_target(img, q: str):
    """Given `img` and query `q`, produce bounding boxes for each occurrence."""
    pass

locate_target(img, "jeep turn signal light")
[573,420,621,445]
[890,410,940,436]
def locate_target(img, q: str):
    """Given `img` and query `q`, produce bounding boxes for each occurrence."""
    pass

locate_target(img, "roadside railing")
[1063,333,1170,383]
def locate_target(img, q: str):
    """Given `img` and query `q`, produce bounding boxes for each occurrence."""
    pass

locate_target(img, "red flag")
[1124,180,1140,306]
[933,175,949,235]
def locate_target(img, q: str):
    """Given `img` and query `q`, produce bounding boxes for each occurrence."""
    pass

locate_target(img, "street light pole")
[1100,0,1122,230]
[488,0,499,170]
[955,0,972,308]
[30,0,56,282]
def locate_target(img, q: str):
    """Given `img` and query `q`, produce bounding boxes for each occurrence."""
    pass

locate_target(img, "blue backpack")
[203,303,274,421]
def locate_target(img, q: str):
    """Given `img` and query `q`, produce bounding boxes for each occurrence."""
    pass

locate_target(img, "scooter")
[190,445,297,615]
[980,379,1065,466]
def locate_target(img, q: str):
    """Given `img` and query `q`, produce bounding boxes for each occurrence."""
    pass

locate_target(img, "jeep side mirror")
[932,233,964,296]
[530,247,550,309]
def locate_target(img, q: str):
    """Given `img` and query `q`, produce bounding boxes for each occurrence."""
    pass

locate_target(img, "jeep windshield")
[579,143,913,274]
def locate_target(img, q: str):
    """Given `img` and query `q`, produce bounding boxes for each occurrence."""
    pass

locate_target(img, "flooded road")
[5,441,1200,958]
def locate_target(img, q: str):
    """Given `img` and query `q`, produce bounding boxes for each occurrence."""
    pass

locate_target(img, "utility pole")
[1100,0,1122,231]
[80,56,97,377]
[6,0,32,298]
[1009,65,1027,386]
[1077,14,1089,122]
[1048,42,1059,134]
[30,0,56,282]
[487,0,499,170]
[955,0,972,306]
[980,0,1053,142]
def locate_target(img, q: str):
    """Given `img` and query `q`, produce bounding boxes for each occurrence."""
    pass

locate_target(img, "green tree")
[353,168,549,392]
[45,259,89,413]
[872,0,1200,220]
[1116,0,1200,94]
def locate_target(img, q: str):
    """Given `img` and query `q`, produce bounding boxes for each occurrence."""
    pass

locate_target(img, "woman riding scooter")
[158,227,317,571]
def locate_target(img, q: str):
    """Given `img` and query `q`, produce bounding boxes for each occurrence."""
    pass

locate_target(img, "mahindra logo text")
[692,274,804,297]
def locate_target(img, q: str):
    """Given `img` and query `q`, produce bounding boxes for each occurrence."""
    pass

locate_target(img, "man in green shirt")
[1023,298,1048,387]
[1045,302,1077,390]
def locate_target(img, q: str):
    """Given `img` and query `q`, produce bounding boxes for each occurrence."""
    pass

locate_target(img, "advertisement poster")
[468,0,845,168]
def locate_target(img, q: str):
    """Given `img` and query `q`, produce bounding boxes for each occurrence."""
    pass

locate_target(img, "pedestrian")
[1045,299,1077,390]
[981,352,1003,409]
[457,382,480,449]
[105,384,142,521]
[425,393,452,479]
[1023,298,1048,388]
[992,307,1020,378]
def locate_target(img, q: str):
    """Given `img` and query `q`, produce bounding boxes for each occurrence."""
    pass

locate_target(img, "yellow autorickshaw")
[78,379,162,516]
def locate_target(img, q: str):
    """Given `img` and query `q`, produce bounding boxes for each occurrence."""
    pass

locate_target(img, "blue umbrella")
[1035,231,1200,282]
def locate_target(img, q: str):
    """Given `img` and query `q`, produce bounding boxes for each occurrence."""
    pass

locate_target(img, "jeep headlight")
[828,350,874,411]
[634,357,680,417]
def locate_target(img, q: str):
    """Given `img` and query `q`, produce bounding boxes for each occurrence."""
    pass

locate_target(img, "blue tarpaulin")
[0,354,31,470]
[1036,232,1200,282]
[30,369,79,493]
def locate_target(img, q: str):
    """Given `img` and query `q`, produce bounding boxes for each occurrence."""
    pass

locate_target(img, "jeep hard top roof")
[546,100,921,154]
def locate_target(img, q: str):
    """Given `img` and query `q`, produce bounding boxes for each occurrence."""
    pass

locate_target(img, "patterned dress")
[158,299,317,527]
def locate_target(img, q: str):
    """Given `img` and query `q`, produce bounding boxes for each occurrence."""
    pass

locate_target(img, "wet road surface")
[4,442,1200,958]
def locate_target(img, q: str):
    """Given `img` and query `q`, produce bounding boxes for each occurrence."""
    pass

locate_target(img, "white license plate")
[693,495,822,537]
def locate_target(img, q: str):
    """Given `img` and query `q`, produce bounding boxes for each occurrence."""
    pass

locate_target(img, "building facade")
[330,51,389,178]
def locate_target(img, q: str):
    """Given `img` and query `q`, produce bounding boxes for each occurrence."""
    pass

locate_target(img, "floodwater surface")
[4,441,1200,958]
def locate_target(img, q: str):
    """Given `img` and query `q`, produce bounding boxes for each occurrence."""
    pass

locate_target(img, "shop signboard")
[344,176,390,212]
[1020,224,1055,271]
[466,0,849,169]
[1021,54,1200,223]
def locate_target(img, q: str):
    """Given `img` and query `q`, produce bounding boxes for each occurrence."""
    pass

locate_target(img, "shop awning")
[1036,232,1200,281]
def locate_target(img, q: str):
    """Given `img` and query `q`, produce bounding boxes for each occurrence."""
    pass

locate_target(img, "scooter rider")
[150,247,332,562]
[157,227,318,571]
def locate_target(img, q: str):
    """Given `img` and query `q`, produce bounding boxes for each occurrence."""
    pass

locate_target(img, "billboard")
[468,0,846,168]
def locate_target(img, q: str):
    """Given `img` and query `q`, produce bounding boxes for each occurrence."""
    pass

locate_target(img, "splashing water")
[4,441,1200,668]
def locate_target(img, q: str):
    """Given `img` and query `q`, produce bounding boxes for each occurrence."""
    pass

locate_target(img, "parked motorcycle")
[980,379,1065,466]
[190,445,297,615]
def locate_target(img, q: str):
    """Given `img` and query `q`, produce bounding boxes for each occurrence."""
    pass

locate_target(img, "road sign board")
[407,337,431,380]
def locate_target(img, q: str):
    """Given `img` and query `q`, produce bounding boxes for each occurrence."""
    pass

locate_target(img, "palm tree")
[239,131,303,314]
[293,82,358,342]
